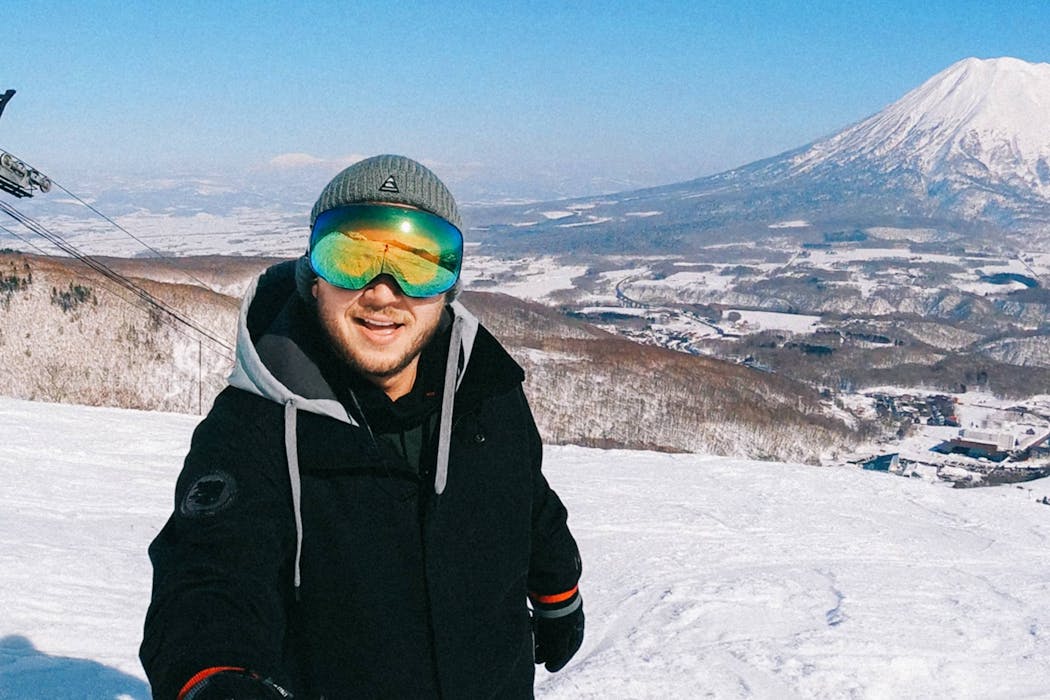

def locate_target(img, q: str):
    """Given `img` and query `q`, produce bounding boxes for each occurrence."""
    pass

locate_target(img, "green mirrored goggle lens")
[309,204,463,298]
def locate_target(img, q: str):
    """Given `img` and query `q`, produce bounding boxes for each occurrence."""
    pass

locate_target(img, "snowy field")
[2,396,1050,699]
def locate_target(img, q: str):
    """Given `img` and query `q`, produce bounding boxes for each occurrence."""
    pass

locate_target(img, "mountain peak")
[901,56,1050,139]
[788,56,1050,203]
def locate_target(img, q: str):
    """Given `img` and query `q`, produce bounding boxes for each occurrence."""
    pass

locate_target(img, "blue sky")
[3,1,1050,198]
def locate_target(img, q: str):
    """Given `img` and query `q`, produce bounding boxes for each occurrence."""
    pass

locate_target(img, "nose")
[361,274,405,302]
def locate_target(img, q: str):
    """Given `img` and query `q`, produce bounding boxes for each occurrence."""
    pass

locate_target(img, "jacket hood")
[227,260,481,425]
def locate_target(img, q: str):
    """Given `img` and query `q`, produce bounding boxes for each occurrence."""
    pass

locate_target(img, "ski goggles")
[309,203,463,298]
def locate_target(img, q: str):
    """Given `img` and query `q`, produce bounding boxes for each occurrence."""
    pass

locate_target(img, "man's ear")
[312,280,319,299]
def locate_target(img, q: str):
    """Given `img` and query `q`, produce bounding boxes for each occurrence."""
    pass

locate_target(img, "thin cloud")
[266,152,327,169]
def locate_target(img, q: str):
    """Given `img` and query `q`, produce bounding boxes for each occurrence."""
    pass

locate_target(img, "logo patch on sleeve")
[180,470,238,517]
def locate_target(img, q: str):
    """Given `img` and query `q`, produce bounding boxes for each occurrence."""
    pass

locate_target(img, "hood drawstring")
[284,400,304,600]
[434,315,464,495]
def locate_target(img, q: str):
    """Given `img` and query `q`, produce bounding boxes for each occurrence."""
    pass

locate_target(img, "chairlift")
[0,89,50,198]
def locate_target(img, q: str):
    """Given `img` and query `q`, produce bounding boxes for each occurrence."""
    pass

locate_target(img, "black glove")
[534,605,585,673]
[181,669,293,700]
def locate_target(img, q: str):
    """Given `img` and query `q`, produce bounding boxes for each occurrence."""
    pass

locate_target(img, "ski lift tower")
[0,90,51,198]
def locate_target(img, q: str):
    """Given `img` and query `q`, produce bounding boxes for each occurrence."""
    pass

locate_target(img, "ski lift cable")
[3,209,235,360]
[1,201,233,356]
[0,221,54,257]
[0,200,234,357]
[49,179,220,293]
[0,201,234,354]
[0,221,233,360]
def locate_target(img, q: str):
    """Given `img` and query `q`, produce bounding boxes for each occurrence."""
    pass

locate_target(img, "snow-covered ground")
[460,255,589,301]
[721,309,823,334]
[2,396,1050,699]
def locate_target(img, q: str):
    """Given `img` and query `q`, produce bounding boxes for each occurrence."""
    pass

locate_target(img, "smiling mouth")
[356,317,404,332]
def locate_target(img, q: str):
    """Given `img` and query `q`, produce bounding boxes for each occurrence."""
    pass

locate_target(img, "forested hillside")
[0,252,870,463]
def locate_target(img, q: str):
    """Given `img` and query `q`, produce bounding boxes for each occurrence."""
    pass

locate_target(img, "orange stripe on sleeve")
[177,666,245,700]
[530,585,579,605]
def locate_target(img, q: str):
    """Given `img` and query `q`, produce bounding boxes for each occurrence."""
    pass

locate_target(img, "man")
[140,155,584,699]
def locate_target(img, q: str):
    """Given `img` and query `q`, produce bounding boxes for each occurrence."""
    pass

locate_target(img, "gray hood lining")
[227,274,356,426]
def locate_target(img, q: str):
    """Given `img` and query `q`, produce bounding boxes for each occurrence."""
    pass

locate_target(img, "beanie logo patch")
[378,176,400,193]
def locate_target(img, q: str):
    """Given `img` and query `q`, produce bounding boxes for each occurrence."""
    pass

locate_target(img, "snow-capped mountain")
[786,56,1050,222]
[473,57,1050,253]
[794,57,1050,188]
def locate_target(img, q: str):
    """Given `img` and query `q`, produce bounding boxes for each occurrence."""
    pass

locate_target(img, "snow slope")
[1,397,1049,699]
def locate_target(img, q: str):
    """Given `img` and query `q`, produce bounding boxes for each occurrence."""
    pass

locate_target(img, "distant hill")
[0,252,869,463]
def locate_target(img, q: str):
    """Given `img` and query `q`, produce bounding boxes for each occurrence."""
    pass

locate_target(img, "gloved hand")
[534,605,585,673]
[181,668,293,700]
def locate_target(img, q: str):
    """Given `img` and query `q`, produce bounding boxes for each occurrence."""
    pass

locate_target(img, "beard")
[315,300,443,383]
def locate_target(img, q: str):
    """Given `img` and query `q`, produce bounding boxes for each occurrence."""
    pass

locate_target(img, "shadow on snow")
[0,635,149,699]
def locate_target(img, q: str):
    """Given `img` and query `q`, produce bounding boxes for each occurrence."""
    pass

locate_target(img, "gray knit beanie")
[296,154,463,302]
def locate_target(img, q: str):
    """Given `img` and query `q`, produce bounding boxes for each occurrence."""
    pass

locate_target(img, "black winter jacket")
[140,262,582,699]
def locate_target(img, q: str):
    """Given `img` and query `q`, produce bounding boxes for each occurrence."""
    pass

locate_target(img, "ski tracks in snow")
[537,446,1050,698]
